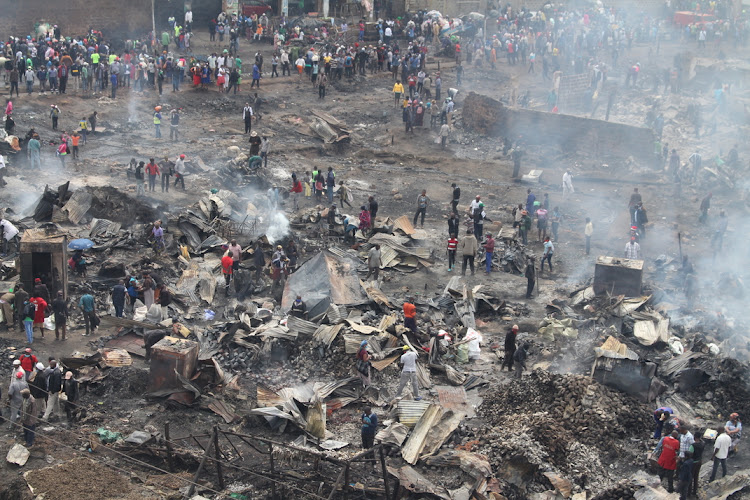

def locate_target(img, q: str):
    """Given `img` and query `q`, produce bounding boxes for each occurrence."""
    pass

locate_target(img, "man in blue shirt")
[326,167,336,203]
[78,290,97,336]
[525,189,536,213]
[361,407,378,451]
[111,280,126,318]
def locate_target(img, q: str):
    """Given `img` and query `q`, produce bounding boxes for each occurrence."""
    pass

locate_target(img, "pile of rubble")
[476,370,652,497]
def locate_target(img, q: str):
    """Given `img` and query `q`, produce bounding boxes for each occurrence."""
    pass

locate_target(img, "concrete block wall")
[0,0,152,40]
[462,91,655,163]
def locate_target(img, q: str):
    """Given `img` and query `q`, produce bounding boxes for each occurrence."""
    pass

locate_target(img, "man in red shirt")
[407,74,417,99]
[145,158,160,192]
[19,348,37,379]
[221,253,233,295]
[403,297,417,333]
[657,430,680,493]
[447,234,458,271]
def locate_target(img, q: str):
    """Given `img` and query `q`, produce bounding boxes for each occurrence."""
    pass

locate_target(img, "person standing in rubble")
[482,233,495,275]
[658,430,680,492]
[584,218,593,255]
[356,340,372,388]
[33,278,50,304]
[540,237,554,273]
[562,170,574,198]
[174,154,186,190]
[365,244,382,280]
[135,161,145,197]
[29,295,47,340]
[145,158,160,192]
[253,243,266,282]
[394,346,420,401]
[20,388,37,446]
[368,196,378,221]
[450,184,461,215]
[361,406,378,451]
[221,252,234,295]
[111,280,126,318]
[51,291,67,341]
[8,371,27,429]
[13,284,28,333]
[325,167,336,204]
[699,192,712,224]
[628,188,642,225]
[78,289,97,337]
[710,425,732,482]
[525,257,536,299]
[519,210,531,245]
[0,218,19,257]
[503,325,518,371]
[460,229,478,276]
[413,190,430,228]
[290,174,303,211]
[711,210,728,254]
[513,343,528,379]
[158,284,171,321]
[403,297,417,333]
[625,237,641,259]
[62,371,79,421]
[725,413,742,453]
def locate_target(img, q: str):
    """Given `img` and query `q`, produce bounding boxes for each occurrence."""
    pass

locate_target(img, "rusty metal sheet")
[370,354,399,371]
[393,215,416,235]
[436,385,471,413]
[62,190,93,224]
[286,315,318,336]
[386,465,451,499]
[105,332,146,358]
[205,397,240,424]
[257,385,284,407]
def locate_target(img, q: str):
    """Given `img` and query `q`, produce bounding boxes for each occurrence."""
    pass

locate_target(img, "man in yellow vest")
[153,106,162,138]
[79,117,88,144]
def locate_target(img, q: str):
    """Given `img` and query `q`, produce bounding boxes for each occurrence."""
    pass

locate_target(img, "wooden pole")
[184,428,216,499]
[327,467,347,500]
[164,422,175,472]
[344,464,350,499]
[214,426,225,490]
[220,430,243,460]
[379,446,391,500]
[269,443,277,500]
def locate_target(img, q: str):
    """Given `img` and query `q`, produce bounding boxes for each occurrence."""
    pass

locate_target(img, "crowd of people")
[651,406,742,497]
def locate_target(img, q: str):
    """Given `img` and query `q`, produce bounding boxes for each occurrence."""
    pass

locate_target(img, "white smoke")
[265,210,290,244]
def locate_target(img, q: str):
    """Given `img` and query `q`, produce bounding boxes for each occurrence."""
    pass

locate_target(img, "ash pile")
[477,370,652,497]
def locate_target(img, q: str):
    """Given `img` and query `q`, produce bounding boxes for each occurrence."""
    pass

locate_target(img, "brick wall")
[0,0,153,40]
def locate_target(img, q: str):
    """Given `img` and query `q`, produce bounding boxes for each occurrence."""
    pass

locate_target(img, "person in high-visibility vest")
[78,117,88,144]
[153,106,162,138]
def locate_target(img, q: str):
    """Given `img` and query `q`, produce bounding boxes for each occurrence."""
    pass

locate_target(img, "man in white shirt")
[243,103,253,134]
[562,170,574,197]
[468,195,481,215]
[710,427,732,481]
[624,237,640,259]
[0,218,19,256]
[393,347,420,400]
[227,239,242,270]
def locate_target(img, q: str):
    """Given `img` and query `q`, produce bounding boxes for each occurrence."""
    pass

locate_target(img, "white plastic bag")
[43,315,55,331]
